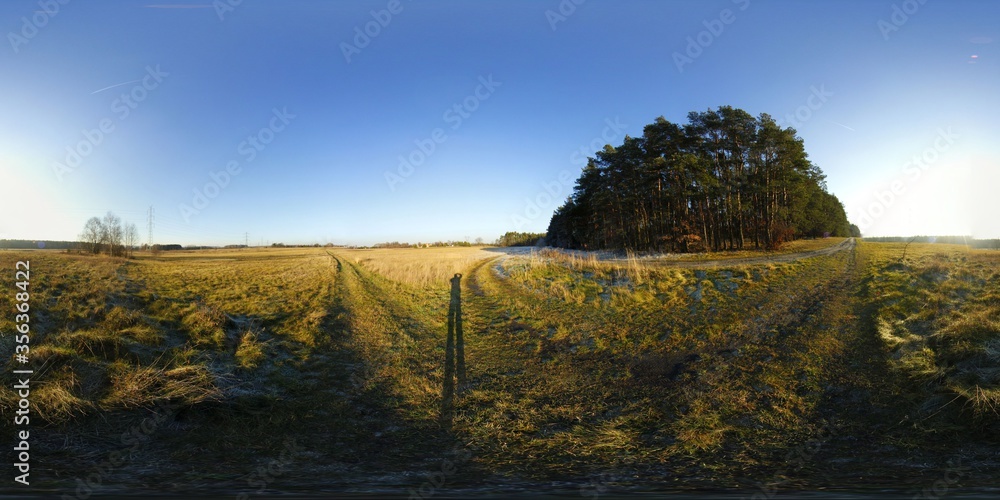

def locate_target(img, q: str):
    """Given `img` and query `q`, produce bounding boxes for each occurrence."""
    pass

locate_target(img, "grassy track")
[452,241,864,486]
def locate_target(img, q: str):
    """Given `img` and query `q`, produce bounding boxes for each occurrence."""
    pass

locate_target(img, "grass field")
[1,239,998,495]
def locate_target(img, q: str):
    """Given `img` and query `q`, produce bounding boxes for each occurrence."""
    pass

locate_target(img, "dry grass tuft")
[103,362,222,409]
[235,332,266,369]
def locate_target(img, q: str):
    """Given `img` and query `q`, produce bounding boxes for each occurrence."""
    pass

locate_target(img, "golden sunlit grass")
[326,255,442,417]
[102,361,222,409]
[863,241,1000,421]
[1,239,998,488]
[460,240,863,470]
[657,236,848,261]
[0,248,339,428]
[509,238,846,285]
[136,247,335,347]
[333,246,497,288]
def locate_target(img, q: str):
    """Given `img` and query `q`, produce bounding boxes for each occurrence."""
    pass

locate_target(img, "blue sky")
[1,0,997,246]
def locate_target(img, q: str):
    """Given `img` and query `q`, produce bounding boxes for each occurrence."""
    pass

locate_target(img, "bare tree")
[80,212,137,257]
[102,212,123,257]
[124,223,138,258]
[80,217,104,254]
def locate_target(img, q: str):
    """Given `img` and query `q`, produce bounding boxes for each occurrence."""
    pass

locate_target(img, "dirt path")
[320,251,458,465]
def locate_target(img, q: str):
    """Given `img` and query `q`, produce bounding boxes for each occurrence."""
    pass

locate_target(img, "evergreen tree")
[547,107,854,252]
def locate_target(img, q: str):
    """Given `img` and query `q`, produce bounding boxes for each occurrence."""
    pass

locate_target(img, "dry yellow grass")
[3,241,998,491]
[135,247,336,346]
[333,246,497,288]
[657,236,848,262]
[863,241,1000,420]
[147,246,324,261]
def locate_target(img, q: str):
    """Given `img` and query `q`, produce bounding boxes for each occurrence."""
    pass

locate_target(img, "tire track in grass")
[460,255,650,480]
[458,257,563,477]
[235,251,441,489]
[322,252,454,469]
[659,244,866,487]
[197,251,370,490]
[804,242,979,488]
[460,257,538,382]
[312,245,874,487]
[468,242,873,486]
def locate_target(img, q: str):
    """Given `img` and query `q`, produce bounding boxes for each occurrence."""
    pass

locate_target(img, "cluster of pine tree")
[547,106,855,252]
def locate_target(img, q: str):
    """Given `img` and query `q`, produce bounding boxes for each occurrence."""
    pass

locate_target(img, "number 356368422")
[15,261,30,358]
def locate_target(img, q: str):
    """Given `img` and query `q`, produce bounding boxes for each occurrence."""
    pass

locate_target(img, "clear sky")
[1,0,997,246]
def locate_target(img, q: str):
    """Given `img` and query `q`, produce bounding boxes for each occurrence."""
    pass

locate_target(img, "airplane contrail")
[827,120,856,132]
[90,79,142,95]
